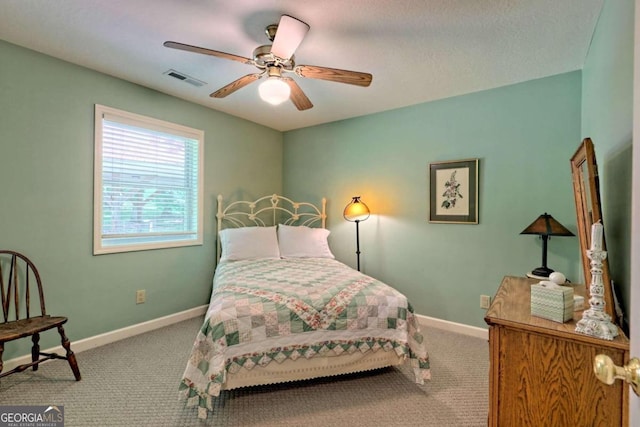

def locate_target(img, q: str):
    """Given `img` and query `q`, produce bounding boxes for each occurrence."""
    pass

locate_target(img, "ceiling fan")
[164,15,372,111]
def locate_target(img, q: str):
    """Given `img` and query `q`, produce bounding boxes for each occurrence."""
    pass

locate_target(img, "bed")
[179,194,431,419]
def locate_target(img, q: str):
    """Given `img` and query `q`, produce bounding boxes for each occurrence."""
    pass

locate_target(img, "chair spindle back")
[0,250,47,323]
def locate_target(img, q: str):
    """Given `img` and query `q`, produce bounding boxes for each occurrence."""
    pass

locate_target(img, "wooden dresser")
[484,276,629,426]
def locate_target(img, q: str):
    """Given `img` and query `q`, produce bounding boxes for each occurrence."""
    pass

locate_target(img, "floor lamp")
[343,196,370,271]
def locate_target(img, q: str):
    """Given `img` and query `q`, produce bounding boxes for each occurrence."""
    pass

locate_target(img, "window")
[94,105,204,254]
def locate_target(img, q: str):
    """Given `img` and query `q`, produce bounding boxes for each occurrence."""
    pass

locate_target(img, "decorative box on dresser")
[484,276,629,426]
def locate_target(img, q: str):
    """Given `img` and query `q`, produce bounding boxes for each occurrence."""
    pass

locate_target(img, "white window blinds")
[94,105,204,254]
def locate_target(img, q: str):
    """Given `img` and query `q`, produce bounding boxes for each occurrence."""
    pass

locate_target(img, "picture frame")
[429,158,479,224]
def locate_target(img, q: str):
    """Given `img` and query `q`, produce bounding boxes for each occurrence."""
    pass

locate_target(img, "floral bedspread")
[179,258,430,419]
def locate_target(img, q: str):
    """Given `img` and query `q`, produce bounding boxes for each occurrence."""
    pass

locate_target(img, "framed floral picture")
[429,158,479,224]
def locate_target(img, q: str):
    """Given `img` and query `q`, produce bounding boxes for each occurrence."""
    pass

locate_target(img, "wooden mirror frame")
[570,137,615,321]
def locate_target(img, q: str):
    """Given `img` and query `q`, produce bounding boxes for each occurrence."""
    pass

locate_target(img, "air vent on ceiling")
[163,69,206,87]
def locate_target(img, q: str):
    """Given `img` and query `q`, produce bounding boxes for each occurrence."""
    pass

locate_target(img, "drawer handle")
[593,354,640,396]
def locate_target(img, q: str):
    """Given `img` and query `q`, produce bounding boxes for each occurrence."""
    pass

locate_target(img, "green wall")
[283,72,583,328]
[0,40,283,360]
[581,0,634,330]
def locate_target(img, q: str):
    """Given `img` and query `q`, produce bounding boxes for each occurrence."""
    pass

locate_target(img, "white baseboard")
[415,314,488,340]
[3,305,208,372]
[4,307,485,372]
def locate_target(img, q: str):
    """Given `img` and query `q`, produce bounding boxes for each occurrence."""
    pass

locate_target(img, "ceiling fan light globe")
[259,78,291,105]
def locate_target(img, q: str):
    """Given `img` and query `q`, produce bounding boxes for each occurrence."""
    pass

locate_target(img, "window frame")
[93,104,204,255]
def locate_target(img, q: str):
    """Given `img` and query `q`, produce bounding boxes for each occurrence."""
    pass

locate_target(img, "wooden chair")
[0,250,80,380]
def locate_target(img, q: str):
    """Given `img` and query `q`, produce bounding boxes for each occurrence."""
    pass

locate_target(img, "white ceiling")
[0,1,603,132]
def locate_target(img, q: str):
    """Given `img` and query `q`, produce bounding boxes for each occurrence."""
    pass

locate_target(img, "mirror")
[570,138,615,320]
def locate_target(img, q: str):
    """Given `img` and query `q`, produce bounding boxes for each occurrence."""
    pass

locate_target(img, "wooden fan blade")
[283,78,313,111]
[271,15,310,60]
[210,73,262,98]
[164,41,252,65]
[295,65,372,87]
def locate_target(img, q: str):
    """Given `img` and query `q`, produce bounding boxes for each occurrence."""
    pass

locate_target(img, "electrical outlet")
[136,289,146,304]
[480,294,491,309]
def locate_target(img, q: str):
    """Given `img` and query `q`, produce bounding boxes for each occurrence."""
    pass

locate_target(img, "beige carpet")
[0,316,488,426]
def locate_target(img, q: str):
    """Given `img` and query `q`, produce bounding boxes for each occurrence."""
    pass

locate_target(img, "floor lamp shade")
[520,212,574,277]
[343,196,370,222]
[344,197,370,271]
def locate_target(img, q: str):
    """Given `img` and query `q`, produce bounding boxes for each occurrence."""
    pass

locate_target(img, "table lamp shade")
[520,213,574,237]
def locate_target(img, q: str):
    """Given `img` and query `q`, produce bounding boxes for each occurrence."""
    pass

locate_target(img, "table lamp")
[520,212,574,278]
[343,196,370,271]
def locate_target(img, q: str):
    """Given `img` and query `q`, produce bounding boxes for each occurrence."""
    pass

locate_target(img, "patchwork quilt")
[180,258,431,419]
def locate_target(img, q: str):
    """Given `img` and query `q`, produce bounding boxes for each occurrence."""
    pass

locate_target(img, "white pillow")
[277,224,335,259]
[219,226,280,262]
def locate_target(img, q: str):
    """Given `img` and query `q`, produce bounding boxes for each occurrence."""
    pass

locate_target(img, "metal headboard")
[216,194,327,259]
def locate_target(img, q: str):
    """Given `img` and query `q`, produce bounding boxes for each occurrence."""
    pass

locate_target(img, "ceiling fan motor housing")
[253,45,295,70]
